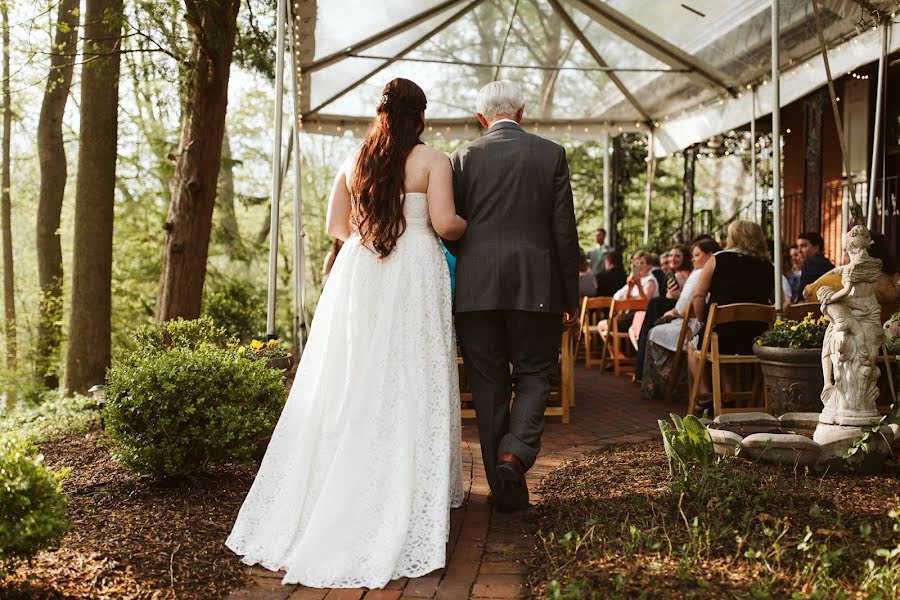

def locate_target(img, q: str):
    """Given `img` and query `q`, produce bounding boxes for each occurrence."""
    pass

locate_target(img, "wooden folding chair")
[784,301,822,322]
[599,297,649,377]
[580,296,613,369]
[687,303,776,418]
[458,328,574,424]
[664,302,695,403]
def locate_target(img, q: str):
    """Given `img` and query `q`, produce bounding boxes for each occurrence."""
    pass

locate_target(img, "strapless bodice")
[403,192,430,228]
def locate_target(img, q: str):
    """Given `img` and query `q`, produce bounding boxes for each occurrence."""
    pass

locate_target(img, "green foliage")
[103,342,287,477]
[0,393,99,446]
[755,314,828,349]
[0,436,70,578]
[234,338,289,363]
[126,316,234,360]
[202,280,265,343]
[657,413,716,491]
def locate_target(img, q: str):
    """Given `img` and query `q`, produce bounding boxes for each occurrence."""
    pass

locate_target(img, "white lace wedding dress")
[226,191,464,589]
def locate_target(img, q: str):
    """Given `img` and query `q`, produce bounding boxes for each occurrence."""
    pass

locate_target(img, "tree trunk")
[155,0,241,322]
[36,0,79,391]
[64,0,124,396]
[215,128,242,256]
[1,0,15,409]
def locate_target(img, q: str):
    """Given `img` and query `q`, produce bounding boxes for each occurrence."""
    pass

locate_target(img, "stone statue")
[817,225,883,426]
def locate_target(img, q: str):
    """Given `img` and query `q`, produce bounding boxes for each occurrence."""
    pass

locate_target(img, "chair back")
[708,303,776,327]
[610,297,649,316]
[580,296,613,325]
[784,302,822,322]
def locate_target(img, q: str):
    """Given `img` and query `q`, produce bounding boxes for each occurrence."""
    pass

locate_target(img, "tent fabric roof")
[292,0,896,151]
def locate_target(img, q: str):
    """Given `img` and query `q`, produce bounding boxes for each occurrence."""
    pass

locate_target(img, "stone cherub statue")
[817,225,883,425]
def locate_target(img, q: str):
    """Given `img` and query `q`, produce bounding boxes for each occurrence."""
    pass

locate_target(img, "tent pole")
[866,22,888,230]
[643,129,655,246]
[771,0,782,312]
[288,0,306,353]
[266,0,286,339]
[751,86,757,222]
[603,133,612,242]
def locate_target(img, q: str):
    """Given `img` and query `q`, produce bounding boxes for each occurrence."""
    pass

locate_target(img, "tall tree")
[1,0,15,409]
[64,0,124,395]
[36,0,80,390]
[155,0,242,322]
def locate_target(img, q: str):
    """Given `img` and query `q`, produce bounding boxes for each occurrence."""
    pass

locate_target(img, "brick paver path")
[228,367,672,600]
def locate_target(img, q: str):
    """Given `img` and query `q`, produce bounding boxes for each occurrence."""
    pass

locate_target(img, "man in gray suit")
[449,81,579,512]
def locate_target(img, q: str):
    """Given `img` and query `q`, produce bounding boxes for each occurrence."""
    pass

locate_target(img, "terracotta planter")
[752,345,824,415]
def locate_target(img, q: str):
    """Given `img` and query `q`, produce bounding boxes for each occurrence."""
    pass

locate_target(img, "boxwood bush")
[103,323,287,477]
[0,436,70,578]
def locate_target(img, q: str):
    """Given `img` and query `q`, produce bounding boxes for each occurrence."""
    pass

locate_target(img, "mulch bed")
[1,430,255,599]
[526,442,900,599]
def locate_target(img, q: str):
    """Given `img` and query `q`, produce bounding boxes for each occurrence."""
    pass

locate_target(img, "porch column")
[802,88,825,232]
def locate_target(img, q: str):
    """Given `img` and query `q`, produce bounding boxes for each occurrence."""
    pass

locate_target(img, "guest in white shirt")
[596,251,658,336]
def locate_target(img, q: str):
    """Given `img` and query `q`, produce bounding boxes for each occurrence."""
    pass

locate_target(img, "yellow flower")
[250,339,264,351]
[237,346,247,355]
[267,339,279,348]
[775,320,785,326]
[226,342,237,349]
[790,325,799,331]
[817,316,827,326]
[756,339,763,346]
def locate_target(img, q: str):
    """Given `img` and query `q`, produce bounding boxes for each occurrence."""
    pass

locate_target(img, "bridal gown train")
[226,192,464,588]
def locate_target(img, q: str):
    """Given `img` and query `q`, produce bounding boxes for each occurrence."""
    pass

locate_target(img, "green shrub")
[103,344,287,477]
[202,280,265,342]
[128,316,234,360]
[658,413,716,490]
[0,436,70,578]
[0,393,99,446]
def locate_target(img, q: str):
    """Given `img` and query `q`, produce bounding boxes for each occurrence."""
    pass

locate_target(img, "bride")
[226,78,467,589]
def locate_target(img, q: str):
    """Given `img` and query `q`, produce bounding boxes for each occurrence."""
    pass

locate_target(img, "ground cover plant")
[528,442,900,599]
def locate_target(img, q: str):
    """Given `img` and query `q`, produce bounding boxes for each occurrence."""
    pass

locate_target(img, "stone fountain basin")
[706,412,899,468]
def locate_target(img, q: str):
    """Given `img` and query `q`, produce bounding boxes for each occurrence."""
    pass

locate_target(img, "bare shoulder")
[412,143,451,165]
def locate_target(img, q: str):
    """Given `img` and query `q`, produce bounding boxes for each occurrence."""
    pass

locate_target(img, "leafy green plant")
[658,413,716,486]
[0,393,99,446]
[103,344,287,477]
[755,313,828,349]
[0,436,70,578]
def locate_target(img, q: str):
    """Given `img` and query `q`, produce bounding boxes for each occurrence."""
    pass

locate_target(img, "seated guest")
[632,243,693,379]
[689,221,775,409]
[651,252,667,293]
[664,243,692,301]
[789,243,803,300]
[596,250,626,297]
[767,240,796,307]
[641,238,721,400]
[803,231,900,305]
[794,232,834,302]
[578,247,598,298]
[596,251,658,337]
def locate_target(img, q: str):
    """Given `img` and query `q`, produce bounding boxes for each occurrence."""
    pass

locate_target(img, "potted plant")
[233,338,294,371]
[753,313,827,415]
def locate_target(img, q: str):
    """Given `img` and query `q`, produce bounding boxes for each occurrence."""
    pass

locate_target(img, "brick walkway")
[227,367,672,600]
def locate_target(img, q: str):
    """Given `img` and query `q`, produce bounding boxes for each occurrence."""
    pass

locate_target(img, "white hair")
[475,80,525,121]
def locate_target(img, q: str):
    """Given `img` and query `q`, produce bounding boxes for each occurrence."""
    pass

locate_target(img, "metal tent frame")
[267,0,898,346]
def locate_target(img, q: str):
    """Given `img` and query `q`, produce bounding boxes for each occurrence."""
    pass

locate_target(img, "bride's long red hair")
[350,78,426,258]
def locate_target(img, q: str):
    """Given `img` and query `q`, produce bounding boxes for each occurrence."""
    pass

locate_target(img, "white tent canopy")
[274,0,897,343]
[290,0,895,150]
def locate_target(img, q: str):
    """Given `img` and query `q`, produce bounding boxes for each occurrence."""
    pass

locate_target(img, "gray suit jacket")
[449,121,579,315]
